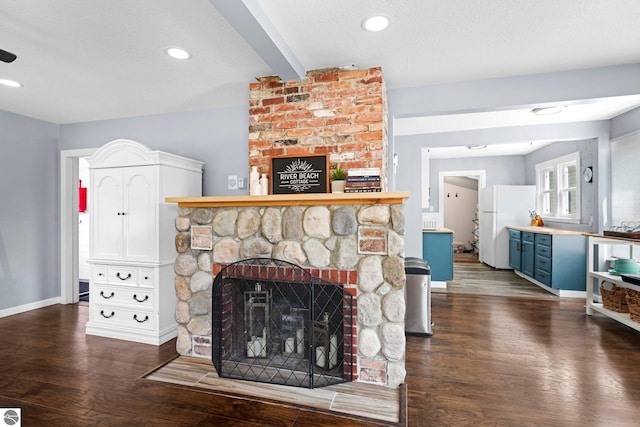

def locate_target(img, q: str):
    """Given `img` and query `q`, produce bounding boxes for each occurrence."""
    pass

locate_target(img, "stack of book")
[345,167,382,193]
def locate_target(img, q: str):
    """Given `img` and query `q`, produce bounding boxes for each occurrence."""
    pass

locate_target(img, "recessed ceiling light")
[532,105,567,116]
[362,15,389,32]
[166,47,190,60]
[0,78,22,88]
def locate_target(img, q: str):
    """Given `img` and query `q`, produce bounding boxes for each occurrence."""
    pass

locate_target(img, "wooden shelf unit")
[586,235,640,332]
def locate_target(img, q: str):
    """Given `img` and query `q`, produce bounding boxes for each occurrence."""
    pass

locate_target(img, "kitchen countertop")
[422,228,455,233]
[507,225,588,236]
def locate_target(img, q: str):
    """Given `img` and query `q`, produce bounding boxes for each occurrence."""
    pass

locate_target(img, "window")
[535,152,580,222]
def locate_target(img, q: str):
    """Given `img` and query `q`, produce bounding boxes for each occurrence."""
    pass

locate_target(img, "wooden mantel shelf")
[166,191,410,208]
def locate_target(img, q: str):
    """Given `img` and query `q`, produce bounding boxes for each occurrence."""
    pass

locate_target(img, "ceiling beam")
[389,63,640,119]
[209,0,305,82]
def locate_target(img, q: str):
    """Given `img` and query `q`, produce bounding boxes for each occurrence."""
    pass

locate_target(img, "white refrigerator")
[479,185,536,269]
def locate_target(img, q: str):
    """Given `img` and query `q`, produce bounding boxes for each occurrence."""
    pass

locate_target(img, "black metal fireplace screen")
[211,258,354,388]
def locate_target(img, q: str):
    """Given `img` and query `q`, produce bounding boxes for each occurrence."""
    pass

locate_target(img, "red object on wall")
[79,180,87,212]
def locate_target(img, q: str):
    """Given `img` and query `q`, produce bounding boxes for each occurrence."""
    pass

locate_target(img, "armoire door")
[122,166,155,262]
[91,168,123,260]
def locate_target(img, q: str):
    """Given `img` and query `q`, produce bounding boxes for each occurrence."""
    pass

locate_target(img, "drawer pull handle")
[134,314,149,323]
[116,272,132,281]
[133,294,149,303]
[100,291,115,299]
[98,273,104,277]
[100,310,115,319]
[144,276,149,280]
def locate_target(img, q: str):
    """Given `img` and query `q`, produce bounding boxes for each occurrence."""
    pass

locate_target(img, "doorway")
[438,170,486,263]
[60,148,96,304]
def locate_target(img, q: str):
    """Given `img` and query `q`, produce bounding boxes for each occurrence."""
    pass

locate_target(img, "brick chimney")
[248,66,388,189]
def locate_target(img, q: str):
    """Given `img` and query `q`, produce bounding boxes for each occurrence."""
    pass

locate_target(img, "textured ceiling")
[0,0,639,125]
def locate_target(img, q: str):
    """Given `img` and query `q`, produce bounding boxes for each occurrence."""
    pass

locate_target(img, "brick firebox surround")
[248,66,388,189]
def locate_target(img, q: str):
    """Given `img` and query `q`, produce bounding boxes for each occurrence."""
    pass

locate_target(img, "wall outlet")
[238,177,247,189]
[228,175,238,190]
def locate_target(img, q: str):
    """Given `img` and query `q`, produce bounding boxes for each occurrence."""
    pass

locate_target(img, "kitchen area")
[420,182,589,298]
[405,135,597,288]
[414,135,640,335]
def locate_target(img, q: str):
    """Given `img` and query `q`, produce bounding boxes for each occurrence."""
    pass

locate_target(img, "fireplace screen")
[211,258,354,388]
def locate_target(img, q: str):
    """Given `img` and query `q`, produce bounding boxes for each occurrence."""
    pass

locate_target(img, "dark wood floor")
[3,277,640,425]
[436,261,561,299]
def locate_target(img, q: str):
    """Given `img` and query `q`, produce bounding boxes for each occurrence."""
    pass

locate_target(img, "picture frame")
[191,225,213,250]
[271,154,329,194]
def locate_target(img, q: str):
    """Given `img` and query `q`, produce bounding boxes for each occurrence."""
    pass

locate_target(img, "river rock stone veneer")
[172,202,406,387]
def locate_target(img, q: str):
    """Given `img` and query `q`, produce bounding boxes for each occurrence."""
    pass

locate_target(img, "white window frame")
[535,152,581,223]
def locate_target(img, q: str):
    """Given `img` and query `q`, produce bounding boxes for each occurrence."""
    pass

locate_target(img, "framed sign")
[191,226,213,250]
[271,154,329,194]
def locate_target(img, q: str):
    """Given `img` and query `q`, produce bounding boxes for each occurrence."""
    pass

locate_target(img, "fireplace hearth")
[211,258,355,388]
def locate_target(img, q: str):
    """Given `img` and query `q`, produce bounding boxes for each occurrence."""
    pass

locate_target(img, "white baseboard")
[0,297,61,319]
[86,322,177,346]
[514,270,586,299]
[431,281,447,288]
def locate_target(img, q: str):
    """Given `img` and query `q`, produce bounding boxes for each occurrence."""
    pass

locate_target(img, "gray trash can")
[404,257,432,335]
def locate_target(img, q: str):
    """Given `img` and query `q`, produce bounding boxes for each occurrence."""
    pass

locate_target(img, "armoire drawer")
[93,284,153,307]
[91,265,108,283]
[108,266,138,285]
[138,268,154,287]
[92,304,155,331]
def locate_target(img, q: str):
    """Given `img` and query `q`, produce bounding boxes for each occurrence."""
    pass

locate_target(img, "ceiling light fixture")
[532,105,567,116]
[0,78,22,88]
[467,145,487,150]
[166,47,191,60]
[362,15,389,32]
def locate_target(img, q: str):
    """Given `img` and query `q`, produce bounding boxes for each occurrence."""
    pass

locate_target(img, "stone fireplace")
[168,66,406,387]
[168,193,408,387]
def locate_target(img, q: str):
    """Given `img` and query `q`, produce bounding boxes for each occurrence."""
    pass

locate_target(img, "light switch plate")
[228,175,238,190]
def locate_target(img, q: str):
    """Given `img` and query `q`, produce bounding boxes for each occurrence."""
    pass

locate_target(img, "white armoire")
[85,139,203,345]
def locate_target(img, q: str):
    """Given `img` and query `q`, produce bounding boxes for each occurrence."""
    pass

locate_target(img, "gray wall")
[611,106,640,141]
[0,111,59,311]
[430,155,527,208]
[59,106,250,196]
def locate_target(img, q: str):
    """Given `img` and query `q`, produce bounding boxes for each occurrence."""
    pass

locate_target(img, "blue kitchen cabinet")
[508,229,522,270]
[521,232,535,277]
[507,227,586,293]
[534,233,552,286]
[540,233,586,291]
[422,231,454,281]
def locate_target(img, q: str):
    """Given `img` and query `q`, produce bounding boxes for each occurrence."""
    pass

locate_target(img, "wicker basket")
[626,289,640,322]
[600,282,629,313]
